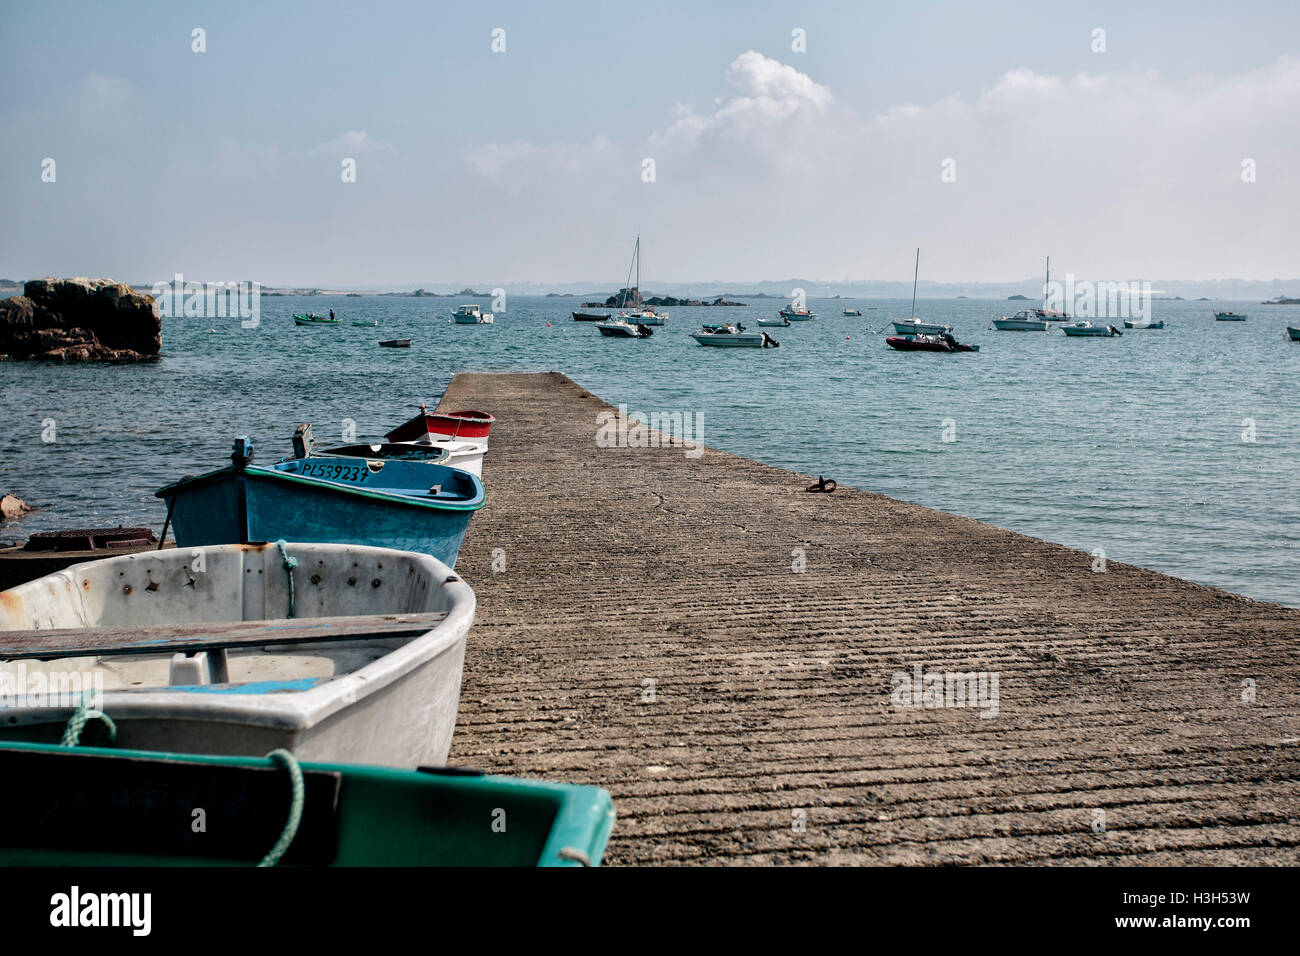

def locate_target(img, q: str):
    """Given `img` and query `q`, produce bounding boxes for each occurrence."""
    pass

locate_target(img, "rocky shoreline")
[0,278,160,362]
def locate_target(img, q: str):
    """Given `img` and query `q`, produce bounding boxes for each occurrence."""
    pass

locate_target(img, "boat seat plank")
[0,612,448,661]
[0,747,342,864]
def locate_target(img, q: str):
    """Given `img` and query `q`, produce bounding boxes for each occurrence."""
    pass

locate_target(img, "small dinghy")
[885,332,979,352]
[1061,321,1121,337]
[1288,326,1300,341]
[757,317,790,327]
[1123,319,1164,329]
[293,314,339,326]
[385,406,494,445]
[379,338,411,348]
[293,423,487,478]
[1213,311,1247,321]
[155,439,485,567]
[843,309,862,316]
[0,742,613,866]
[0,543,474,767]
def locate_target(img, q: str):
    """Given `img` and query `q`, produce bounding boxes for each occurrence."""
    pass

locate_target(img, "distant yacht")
[891,248,952,335]
[1213,311,1247,321]
[1033,257,1070,319]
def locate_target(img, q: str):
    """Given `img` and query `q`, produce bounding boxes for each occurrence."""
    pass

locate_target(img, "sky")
[1,0,1298,287]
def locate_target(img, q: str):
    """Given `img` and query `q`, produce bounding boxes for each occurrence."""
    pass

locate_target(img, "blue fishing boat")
[155,439,485,567]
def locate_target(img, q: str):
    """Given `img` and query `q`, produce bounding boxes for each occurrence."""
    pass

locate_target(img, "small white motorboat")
[595,317,652,338]
[1123,319,1165,329]
[757,317,790,327]
[452,304,494,324]
[691,325,778,348]
[1062,321,1121,337]
[779,304,816,320]
[0,544,476,767]
[993,310,1050,331]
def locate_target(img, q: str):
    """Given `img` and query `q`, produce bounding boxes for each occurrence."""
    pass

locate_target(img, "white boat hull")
[454,315,493,324]
[993,318,1050,331]
[691,332,767,347]
[893,320,952,335]
[0,544,476,768]
[595,320,647,337]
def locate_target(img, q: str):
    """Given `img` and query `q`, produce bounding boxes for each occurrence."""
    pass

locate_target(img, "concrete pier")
[444,372,1300,866]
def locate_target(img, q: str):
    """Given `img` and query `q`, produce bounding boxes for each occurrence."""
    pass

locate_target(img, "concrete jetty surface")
[443,372,1300,866]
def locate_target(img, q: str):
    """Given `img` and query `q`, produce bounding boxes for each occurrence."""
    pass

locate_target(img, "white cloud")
[311,130,395,155]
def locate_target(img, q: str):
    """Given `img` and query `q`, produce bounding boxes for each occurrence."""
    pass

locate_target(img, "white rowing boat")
[0,543,475,768]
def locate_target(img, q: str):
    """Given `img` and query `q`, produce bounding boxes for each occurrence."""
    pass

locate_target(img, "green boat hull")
[0,742,614,867]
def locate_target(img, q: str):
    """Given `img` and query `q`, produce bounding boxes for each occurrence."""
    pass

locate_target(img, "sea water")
[2,294,1296,607]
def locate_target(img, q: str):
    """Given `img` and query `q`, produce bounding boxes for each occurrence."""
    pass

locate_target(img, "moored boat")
[595,317,652,337]
[1123,319,1164,329]
[779,303,816,320]
[756,317,789,327]
[298,423,487,478]
[154,439,485,568]
[385,406,495,444]
[621,308,667,326]
[452,304,493,324]
[1214,311,1247,321]
[294,314,339,326]
[842,309,862,316]
[0,542,475,767]
[893,318,953,335]
[1287,326,1300,341]
[379,338,411,348]
[691,325,778,347]
[572,311,610,322]
[886,333,979,353]
[0,741,613,866]
[993,310,1050,331]
[1062,321,1121,337]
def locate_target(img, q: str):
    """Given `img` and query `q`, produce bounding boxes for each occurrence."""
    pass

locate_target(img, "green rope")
[258,748,305,867]
[274,539,298,618]
[60,693,117,747]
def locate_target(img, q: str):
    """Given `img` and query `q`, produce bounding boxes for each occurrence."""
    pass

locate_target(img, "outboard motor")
[636,323,653,337]
[231,436,254,468]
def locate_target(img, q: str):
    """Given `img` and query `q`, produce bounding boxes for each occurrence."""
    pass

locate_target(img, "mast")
[910,247,920,319]
[1044,256,1050,310]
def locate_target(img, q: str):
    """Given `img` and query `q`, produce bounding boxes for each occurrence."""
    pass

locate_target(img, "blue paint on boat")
[155,441,485,567]
[167,677,324,694]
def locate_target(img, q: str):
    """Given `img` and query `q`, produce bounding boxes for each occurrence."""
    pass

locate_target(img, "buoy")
[546,322,551,327]
[845,335,850,340]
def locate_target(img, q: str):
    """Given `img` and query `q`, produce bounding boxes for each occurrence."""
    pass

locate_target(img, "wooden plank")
[0,611,448,660]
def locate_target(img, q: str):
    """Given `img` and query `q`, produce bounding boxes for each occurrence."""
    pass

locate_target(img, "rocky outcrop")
[0,494,31,519]
[0,277,160,361]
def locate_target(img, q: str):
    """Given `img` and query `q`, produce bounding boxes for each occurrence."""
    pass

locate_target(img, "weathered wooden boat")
[757,317,790,327]
[385,406,494,445]
[0,543,474,767]
[1288,326,1300,341]
[993,311,1050,331]
[1061,321,1120,337]
[1213,311,1247,321]
[886,333,979,353]
[452,304,493,324]
[0,742,614,866]
[293,314,339,326]
[154,439,485,567]
[379,339,411,348]
[691,326,778,348]
[572,311,609,321]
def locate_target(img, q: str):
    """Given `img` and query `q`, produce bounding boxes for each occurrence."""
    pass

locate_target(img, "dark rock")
[0,277,160,362]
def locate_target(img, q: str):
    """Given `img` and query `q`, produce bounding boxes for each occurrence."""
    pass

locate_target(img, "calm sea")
[2,294,1297,607]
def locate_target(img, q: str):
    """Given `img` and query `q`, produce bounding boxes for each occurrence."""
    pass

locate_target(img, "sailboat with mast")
[615,234,667,326]
[1033,256,1070,319]
[892,248,952,336]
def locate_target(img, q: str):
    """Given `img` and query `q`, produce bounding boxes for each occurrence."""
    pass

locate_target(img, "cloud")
[311,130,395,156]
